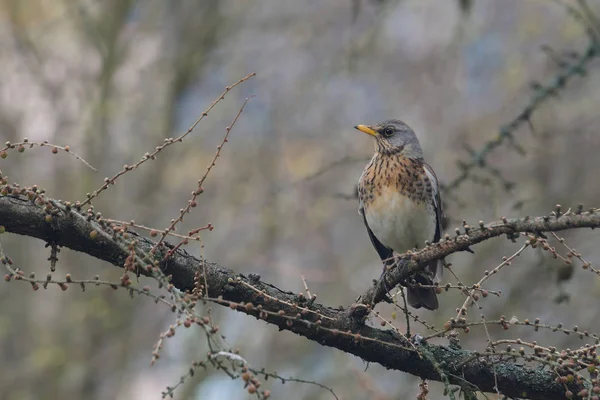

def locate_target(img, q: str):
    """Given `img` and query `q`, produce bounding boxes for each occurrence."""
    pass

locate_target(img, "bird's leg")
[377,263,411,338]
[376,263,395,304]
[387,255,412,338]
[398,286,411,338]
[379,264,389,291]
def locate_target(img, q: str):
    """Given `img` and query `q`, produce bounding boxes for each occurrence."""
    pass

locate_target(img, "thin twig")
[151,96,252,253]
[1,140,96,171]
[301,275,312,299]
[80,73,255,207]
[455,242,529,321]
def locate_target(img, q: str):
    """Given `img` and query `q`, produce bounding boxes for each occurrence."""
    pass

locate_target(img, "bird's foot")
[376,269,394,304]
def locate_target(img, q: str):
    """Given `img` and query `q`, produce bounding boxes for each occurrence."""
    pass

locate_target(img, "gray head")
[354,119,424,158]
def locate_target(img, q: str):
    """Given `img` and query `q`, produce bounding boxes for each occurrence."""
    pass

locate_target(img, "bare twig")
[1,139,97,171]
[455,242,530,321]
[151,96,252,253]
[444,39,599,196]
[80,73,255,207]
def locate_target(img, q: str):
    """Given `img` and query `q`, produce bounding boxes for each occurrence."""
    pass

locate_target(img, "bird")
[356,119,443,310]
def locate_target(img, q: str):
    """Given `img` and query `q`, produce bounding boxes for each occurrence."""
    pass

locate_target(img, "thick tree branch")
[359,208,600,306]
[1,195,598,399]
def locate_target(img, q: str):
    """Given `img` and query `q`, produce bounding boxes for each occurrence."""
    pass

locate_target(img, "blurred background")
[1,0,600,399]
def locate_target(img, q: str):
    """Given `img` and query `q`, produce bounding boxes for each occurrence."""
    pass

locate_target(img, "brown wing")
[422,163,444,283]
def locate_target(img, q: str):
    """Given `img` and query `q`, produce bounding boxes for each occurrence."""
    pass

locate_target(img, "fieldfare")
[356,119,443,310]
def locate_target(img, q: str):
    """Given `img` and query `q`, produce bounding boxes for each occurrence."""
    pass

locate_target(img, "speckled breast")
[358,154,436,252]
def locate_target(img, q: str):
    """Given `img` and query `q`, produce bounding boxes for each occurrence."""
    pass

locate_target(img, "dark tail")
[406,273,439,311]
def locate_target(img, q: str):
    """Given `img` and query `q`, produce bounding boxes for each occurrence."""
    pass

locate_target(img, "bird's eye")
[383,127,394,137]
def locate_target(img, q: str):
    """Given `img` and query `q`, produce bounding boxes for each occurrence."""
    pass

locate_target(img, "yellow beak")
[354,125,377,137]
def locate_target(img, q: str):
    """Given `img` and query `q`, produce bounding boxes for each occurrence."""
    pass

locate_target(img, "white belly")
[365,187,435,252]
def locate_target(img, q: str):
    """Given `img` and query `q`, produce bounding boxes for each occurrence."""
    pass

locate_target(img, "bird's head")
[355,119,424,158]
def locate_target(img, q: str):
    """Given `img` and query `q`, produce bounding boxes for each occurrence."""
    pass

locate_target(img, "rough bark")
[1,195,597,399]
